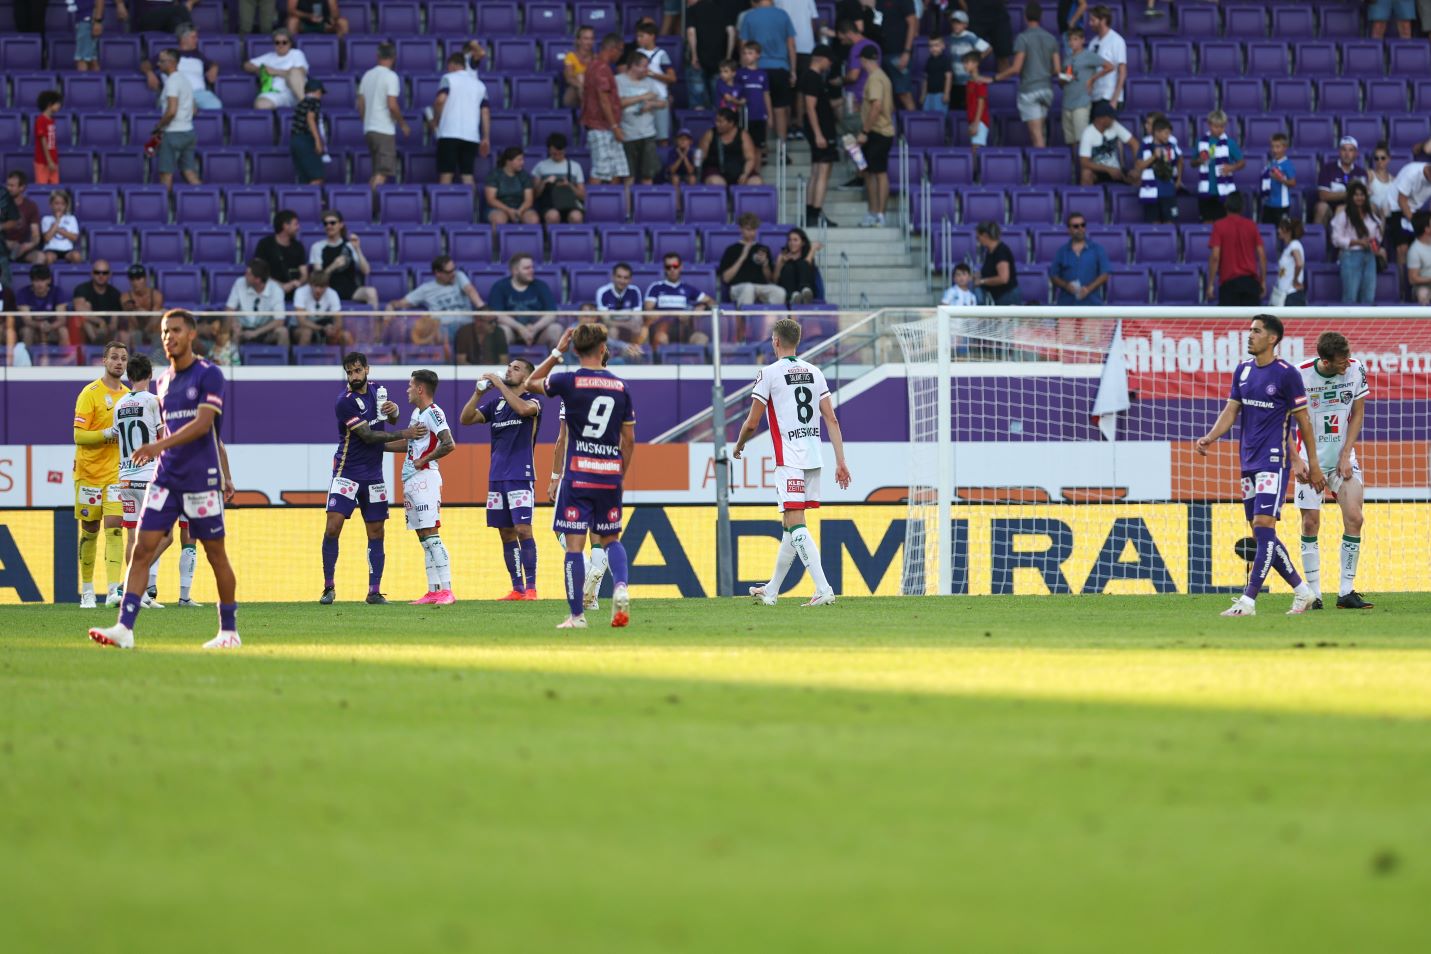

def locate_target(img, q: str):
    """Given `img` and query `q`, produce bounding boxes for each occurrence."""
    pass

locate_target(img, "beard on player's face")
[345,367,368,390]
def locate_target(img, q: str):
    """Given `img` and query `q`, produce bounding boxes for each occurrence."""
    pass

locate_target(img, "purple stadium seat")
[1156,268,1202,304]
[1270,79,1313,112]
[190,228,238,265]
[300,36,340,73]
[1271,6,1316,39]
[396,231,444,264]
[1017,267,1048,306]
[1028,150,1071,186]
[273,187,324,224]
[324,81,356,112]
[377,3,421,34]
[1178,4,1220,36]
[1301,225,1328,263]
[585,185,628,224]
[1390,41,1431,75]
[1368,80,1409,113]
[492,39,539,73]
[252,151,293,185]
[574,3,618,31]
[174,188,221,225]
[1149,40,1193,75]
[1342,42,1385,77]
[428,186,474,225]
[223,188,270,225]
[526,3,569,36]
[123,188,168,224]
[700,226,739,262]
[157,267,203,306]
[29,345,79,367]
[1084,226,1124,262]
[324,115,366,151]
[214,76,253,111]
[239,226,271,258]
[1171,78,1215,113]
[632,186,679,225]
[497,225,544,264]
[140,230,185,264]
[191,111,225,148]
[0,36,44,71]
[1305,265,1339,304]
[979,149,1024,186]
[1132,227,1178,264]
[1222,5,1267,38]
[1317,79,1362,114]
[962,191,1006,225]
[1124,77,1168,113]
[88,228,134,265]
[929,151,975,185]
[347,38,385,74]
[449,228,494,264]
[1416,80,1431,113]
[201,150,247,185]
[13,74,56,111]
[342,314,378,347]
[396,39,438,74]
[294,345,343,367]
[887,149,924,194]
[731,186,777,223]
[549,226,596,264]
[111,75,155,111]
[202,38,243,72]
[998,228,1028,264]
[1107,269,1150,305]
[63,76,109,111]
[1318,5,1360,37]
[1390,115,1431,150]
[566,267,607,303]
[59,151,92,184]
[901,112,945,150]
[1220,79,1264,113]
[1062,188,1106,226]
[1341,115,1385,149]
[1181,224,1212,265]
[324,186,372,224]
[600,227,646,263]
[1375,269,1401,304]
[348,227,392,265]
[240,345,289,366]
[425,2,469,34]
[487,113,524,149]
[378,187,424,225]
[657,344,708,366]
[1292,116,1335,151]
[1293,42,1337,79]
[367,268,410,304]
[528,111,573,149]
[651,228,697,265]
[678,186,724,225]
[476,2,518,34]
[511,76,556,111]
[1245,42,1288,78]
[1242,114,1284,149]
[73,187,118,225]
[1011,190,1056,225]
[1197,41,1241,76]
[1111,191,1142,225]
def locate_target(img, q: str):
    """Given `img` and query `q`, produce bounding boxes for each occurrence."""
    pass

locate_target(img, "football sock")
[321,535,339,588]
[179,543,196,600]
[789,525,830,593]
[147,556,160,590]
[427,535,451,590]
[366,538,385,593]
[1272,538,1304,589]
[422,536,440,590]
[118,590,142,630]
[219,603,237,632]
[104,527,124,589]
[563,552,586,617]
[605,540,629,588]
[503,539,522,590]
[1244,526,1302,599]
[78,526,99,586]
[766,530,797,595]
[1339,534,1361,597]
[519,538,537,591]
[1300,535,1321,597]
[588,544,608,589]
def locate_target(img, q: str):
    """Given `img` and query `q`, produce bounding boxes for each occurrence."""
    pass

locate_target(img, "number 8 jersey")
[752,355,830,469]
[114,388,164,483]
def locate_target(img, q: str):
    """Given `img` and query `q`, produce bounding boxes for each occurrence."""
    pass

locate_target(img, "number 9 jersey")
[752,355,830,470]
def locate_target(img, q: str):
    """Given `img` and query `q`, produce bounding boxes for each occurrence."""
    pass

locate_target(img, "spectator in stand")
[1058,0,1089,39]
[73,259,125,345]
[236,0,278,34]
[857,46,895,227]
[245,29,309,110]
[1332,181,1384,305]
[227,258,289,346]
[947,11,991,112]
[1260,132,1297,226]
[454,311,509,366]
[800,46,840,227]
[1050,214,1111,305]
[121,265,164,343]
[774,227,823,304]
[40,190,84,265]
[737,42,774,159]
[966,0,1015,69]
[4,172,43,269]
[715,58,743,114]
[995,2,1060,149]
[1408,212,1431,305]
[972,222,1020,305]
[484,147,541,226]
[920,0,956,36]
[686,0,738,111]
[387,257,485,336]
[645,254,714,348]
[289,79,328,185]
[149,49,201,192]
[1194,110,1244,223]
[1390,158,1431,268]
[1269,216,1306,307]
[699,109,763,185]
[873,0,918,112]
[635,20,677,146]
[1207,192,1266,307]
[963,52,991,155]
[665,129,701,186]
[616,54,667,186]
[1078,101,1132,185]
[1419,0,1431,39]
[1061,26,1101,147]
[1132,116,1181,223]
[941,262,979,306]
[595,262,649,359]
[72,1,106,72]
[661,0,683,37]
[15,264,68,347]
[140,24,220,111]
[488,254,560,350]
[357,43,410,190]
[254,210,309,301]
[777,0,822,133]
[532,134,587,225]
[583,35,630,185]
[1369,0,1417,39]
[122,0,198,34]
[1367,142,1398,224]
[292,270,344,346]
[563,27,597,109]
[721,213,789,306]
[1086,4,1127,109]
[922,34,953,113]
[838,19,880,113]
[835,0,878,38]
[433,52,491,187]
[287,0,349,37]
[740,0,799,147]
[33,91,62,186]
[309,210,378,308]
[1313,136,1367,226]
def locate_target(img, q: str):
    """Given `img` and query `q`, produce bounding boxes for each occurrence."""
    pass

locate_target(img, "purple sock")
[503,540,522,590]
[118,591,143,629]
[1244,526,1280,600]
[1273,541,1304,589]
[367,538,384,593]
[219,603,237,632]
[519,538,537,591]
[606,540,629,587]
[321,535,339,588]
[564,552,586,617]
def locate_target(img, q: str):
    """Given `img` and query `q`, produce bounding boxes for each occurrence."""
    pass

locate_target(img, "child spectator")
[665,129,700,185]
[1195,109,1245,223]
[738,42,774,158]
[293,270,344,346]
[1061,27,1102,148]
[635,20,676,146]
[40,189,83,264]
[15,263,69,346]
[941,262,979,306]
[922,34,953,113]
[946,11,991,112]
[1133,116,1182,223]
[209,320,239,366]
[715,60,743,115]
[1260,132,1298,226]
[34,91,63,185]
[289,79,328,186]
[962,52,990,154]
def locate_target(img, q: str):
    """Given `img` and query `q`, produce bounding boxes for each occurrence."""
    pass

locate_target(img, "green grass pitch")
[3,595,1431,953]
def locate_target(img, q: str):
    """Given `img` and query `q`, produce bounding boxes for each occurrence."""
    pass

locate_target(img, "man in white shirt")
[432,53,490,185]
[140,24,220,110]
[226,258,288,346]
[357,42,410,189]
[1407,212,1431,305]
[244,28,310,109]
[1078,102,1134,185]
[151,48,201,191]
[776,0,821,131]
[1086,4,1127,108]
[616,53,666,185]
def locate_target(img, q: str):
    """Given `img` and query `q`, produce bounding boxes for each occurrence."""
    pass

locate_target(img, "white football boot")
[141,593,165,609]
[1286,585,1316,616]
[1221,595,1257,617]
[105,586,123,607]
[202,631,242,649]
[177,597,204,607]
[749,585,778,606]
[557,614,588,629]
[802,591,836,607]
[79,588,97,609]
[88,623,134,649]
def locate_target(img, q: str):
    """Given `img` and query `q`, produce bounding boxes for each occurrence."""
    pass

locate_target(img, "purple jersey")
[737,67,770,121]
[546,369,635,489]
[1229,358,1308,472]
[153,357,225,491]
[332,386,388,481]
[478,389,540,481]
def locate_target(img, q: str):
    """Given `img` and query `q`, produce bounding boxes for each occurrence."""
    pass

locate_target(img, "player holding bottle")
[72,341,129,608]
[1197,314,1324,618]
[387,369,456,604]
[89,310,240,650]
[524,325,635,629]
[733,318,852,607]
[1294,331,1374,610]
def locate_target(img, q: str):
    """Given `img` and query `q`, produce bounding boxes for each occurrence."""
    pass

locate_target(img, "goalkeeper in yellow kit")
[73,341,130,608]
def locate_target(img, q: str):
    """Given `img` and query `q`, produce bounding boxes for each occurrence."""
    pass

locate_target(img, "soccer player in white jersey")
[1294,331,1374,610]
[386,369,456,604]
[733,318,852,606]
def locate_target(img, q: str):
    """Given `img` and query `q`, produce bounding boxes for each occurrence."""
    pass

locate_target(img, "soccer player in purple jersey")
[1197,314,1326,617]
[524,324,636,629]
[89,310,241,650]
[459,359,543,600]
[320,352,427,605]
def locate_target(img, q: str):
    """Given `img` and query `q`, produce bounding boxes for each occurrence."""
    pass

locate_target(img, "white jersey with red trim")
[114,389,164,483]
[751,355,830,469]
[1297,357,1369,473]
[402,403,449,483]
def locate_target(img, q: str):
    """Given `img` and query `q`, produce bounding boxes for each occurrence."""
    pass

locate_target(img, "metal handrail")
[898,136,911,254]
[838,251,851,308]
[776,137,787,224]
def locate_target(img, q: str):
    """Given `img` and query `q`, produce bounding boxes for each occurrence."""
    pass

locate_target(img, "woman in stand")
[773,228,824,304]
[972,221,1020,306]
[1269,215,1306,307]
[1331,180,1384,305]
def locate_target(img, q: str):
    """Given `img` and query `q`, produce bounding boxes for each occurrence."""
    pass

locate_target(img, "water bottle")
[1071,279,1082,300]
[476,379,493,393]
[375,385,387,407]
[842,133,867,171]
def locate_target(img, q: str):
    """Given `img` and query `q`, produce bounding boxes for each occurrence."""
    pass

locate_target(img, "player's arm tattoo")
[425,429,456,465]
[352,420,420,445]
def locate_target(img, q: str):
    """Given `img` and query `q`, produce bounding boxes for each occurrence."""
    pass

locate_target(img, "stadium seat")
[1156,268,1202,304]
[1220,79,1265,113]
[325,186,374,224]
[377,3,421,35]
[226,188,273,226]
[123,188,169,225]
[1342,116,1385,148]
[240,345,290,366]
[396,231,444,265]
[88,228,134,265]
[378,187,424,225]
[367,268,410,304]
[1368,80,1409,114]
[1320,6,1362,38]
[1222,5,1267,37]
[1389,41,1431,76]
[1111,192,1142,225]
[700,226,740,263]
[1171,79,1215,114]
[73,187,119,225]
[1197,41,1241,76]
[961,190,1006,225]
[1181,225,1212,265]
[574,3,619,32]
[251,151,293,185]
[175,188,222,225]
[1028,150,1071,186]
[979,149,1024,187]
[1017,267,1049,306]
[497,225,544,265]
[300,36,340,74]
[140,230,186,264]
[652,229,697,266]
[600,227,646,264]
[492,39,540,74]
[487,113,524,149]
[449,228,494,264]
[1269,80,1313,113]
[1341,42,1385,77]
[526,3,570,36]
[1011,190,1056,225]
[1107,269,1150,305]
[511,76,556,111]
[929,151,975,185]
[1291,116,1335,151]
[585,185,628,224]
[1125,78,1168,112]
[548,226,596,265]
[395,39,438,74]
[428,186,474,225]
[657,344,709,366]
[0,36,44,71]
[63,75,109,111]
[528,112,573,148]
[157,267,203,306]
[731,186,778,224]
[191,228,239,265]
[350,227,393,264]
[901,112,945,150]
[1317,80,1362,114]
[476,2,518,35]
[632,186,679,225]
[202,151,247,185]
[1390,115,1431,150]
[1149,40,1193,75]
[1293,42,1337,79]
[273,187,324,224]
[1132,228,1178,264]
[1177,4,1220,37]
[294,346,343,367]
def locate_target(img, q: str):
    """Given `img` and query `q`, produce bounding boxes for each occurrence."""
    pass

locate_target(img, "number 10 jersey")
[752,356,830,469]
[115,388,164,483]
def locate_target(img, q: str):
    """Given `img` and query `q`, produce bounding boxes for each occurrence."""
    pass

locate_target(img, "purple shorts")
[139,482,225,539]
[1241,469,1288,521]
[486,479,535,528]
[327,475,390,523]
[553,481,623,536]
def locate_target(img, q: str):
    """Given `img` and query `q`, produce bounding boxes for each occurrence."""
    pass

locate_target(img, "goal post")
[894,306,1431,598]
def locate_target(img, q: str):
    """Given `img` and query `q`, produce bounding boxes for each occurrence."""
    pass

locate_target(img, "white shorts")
[774,465,821,512]
[1294,456,1362,511]
[403,470,443,531]
[257,85,298,109]
[1016,88,1054,121]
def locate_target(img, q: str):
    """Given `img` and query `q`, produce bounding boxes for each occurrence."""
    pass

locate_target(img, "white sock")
[588,547,608,589]
[1340,535,1361,597]
[766,534,797,594]
[179,545,196,599]
[148,557,160,590]
[1300,536,1320,598]
[421,536,440,590]
[427,535,451,590]
[789,526,830,593]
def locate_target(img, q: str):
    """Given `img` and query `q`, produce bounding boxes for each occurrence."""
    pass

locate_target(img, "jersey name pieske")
[115,389,164,482]
[1298,357,1369,473]
[1228,358,1307,473]
[154,357,225,491]
[332,385,387,481]
[403,403,449,483]
[752,356,830,469]
[477,387,540,482]
[545,370,635,488]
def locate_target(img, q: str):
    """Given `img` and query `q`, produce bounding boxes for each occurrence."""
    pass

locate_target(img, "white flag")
[1091,319,1131,442]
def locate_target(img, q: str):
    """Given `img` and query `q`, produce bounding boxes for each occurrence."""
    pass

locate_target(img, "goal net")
[894,307,1431,598]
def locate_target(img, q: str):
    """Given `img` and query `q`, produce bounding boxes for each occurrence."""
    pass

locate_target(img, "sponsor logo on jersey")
[608,508,620,523]
[786,478,805,494]
[565,506,580,521]
[1341,390,1353,404]
[784,370,815,386]
[786,426,820,440]
[575,375,625,391]
[1242,398,1277,409]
